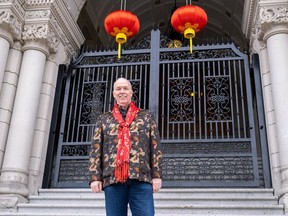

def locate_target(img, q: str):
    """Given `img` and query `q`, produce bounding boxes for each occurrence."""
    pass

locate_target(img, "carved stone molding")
[252,3,288,43]
[21,23,59,55]
[258,5,288,41]
[22,24,48,40]
[23,0,85,60]
[0,9,22,42]
[50,0,85,62]
[0,0,84,62]
[247,2,288,54]
[21,0,53,8]
[25,10,51,20]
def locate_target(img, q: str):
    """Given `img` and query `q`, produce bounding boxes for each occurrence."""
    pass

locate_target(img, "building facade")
[0,0,287,213]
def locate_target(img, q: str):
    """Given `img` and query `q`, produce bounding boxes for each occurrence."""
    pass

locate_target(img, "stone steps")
[0,188,284,215]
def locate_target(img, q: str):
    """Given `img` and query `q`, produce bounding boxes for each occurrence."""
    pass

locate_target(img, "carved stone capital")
[257,4,288,42]
[246,2,288,55]
[22,23,48,40]
[0,9,22,43]
[22,23,59,55]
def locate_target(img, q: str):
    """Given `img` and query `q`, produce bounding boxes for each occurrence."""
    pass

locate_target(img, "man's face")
[113,79,133,108]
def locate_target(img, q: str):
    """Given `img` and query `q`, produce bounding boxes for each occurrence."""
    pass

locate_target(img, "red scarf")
[112,102,139,183]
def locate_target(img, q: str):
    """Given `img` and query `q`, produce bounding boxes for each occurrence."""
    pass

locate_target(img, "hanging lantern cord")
[120,0,127,10]
[185,0,192,5]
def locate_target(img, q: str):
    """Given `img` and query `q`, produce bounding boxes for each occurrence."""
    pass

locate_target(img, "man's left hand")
[152,178,162,193]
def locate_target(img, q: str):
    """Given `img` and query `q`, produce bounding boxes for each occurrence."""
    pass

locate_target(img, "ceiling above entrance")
[77,0,247,50]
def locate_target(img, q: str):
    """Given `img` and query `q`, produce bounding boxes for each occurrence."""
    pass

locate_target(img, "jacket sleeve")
[149,112,163,179]
[89,116,103,183]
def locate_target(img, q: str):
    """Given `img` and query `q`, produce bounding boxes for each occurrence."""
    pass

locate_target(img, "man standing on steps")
[89,77,163,216]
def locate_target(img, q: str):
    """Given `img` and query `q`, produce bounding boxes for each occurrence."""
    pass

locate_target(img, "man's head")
[113,78,133,109]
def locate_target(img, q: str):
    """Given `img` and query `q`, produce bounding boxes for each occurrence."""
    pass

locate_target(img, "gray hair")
[113,77,132,91]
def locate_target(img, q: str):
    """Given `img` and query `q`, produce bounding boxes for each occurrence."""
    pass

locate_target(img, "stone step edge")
[27,196,279,201]
[38,188,274,193]
[0,214,281,216]
[16,203,284,209]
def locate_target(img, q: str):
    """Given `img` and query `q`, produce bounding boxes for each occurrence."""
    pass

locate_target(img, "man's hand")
[90,181,102,192]
[152,178,162,193]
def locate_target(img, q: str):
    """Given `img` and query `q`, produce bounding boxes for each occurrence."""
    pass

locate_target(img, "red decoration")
[171,5,208,53]
[104,10,140,58]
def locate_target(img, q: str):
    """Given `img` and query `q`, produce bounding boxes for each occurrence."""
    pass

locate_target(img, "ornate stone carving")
[47,28,59,53]
[260,6,288,23]
[257,5,288,42]
[22,24,48,40]
[0,9,22,41]
[0,0,11,3]
[248,3,288,54]
[22,23,60,55]
[22,0,53,7]
[50,1,85,60]
[25,10,51,19]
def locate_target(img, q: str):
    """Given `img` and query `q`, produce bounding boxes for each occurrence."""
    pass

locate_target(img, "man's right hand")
[90,180,102,192]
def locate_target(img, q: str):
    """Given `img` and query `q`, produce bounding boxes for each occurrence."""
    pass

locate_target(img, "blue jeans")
[104,179,154,216]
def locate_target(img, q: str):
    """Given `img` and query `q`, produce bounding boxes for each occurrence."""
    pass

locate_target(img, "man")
[89,77,163,216]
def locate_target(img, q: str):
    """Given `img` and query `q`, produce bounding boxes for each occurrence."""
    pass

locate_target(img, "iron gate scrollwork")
[51,30,265,188]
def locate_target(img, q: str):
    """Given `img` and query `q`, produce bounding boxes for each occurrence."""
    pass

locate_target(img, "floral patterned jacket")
[89,109,163,188]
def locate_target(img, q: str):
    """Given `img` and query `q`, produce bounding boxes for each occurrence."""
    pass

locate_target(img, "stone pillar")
[266,33,288,175]
[0,2,23,170]
[0,42,22,168]
[0,22,56,206]
[255,2,288,213]
[28,56,59,195]
[0,38,10,92]
[0,48,47,196]
[0,4,22,93]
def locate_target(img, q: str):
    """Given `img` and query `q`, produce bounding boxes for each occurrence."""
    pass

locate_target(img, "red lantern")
[171,5,208,53]
[104,10,140,59]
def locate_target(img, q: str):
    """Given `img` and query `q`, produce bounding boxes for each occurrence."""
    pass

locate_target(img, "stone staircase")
[0,188,285,216]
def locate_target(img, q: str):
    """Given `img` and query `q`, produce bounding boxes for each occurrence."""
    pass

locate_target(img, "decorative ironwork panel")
[59,159,89,183]
[170,78,194,122]
[162,142,252,154]
[206,76,231,121]
[61,145,89,156]
[163,156,254,182]
[80,81,106,125]
[159,59,250,140]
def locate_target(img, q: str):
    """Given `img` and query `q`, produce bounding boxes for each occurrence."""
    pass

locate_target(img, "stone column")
[28,56,60,195]
[0,23,57,205]
[0,48,47,196]
[0,42,22,168]
[255,2,288,213]
[0,4,23,170]
[0,38,10,92]
[0,5,22,93]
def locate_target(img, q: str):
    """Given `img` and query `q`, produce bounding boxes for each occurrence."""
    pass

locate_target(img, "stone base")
[280,193,288,215]
[0,194,27,211]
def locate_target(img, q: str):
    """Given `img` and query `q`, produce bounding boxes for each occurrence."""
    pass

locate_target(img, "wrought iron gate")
[49,30,268,188]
